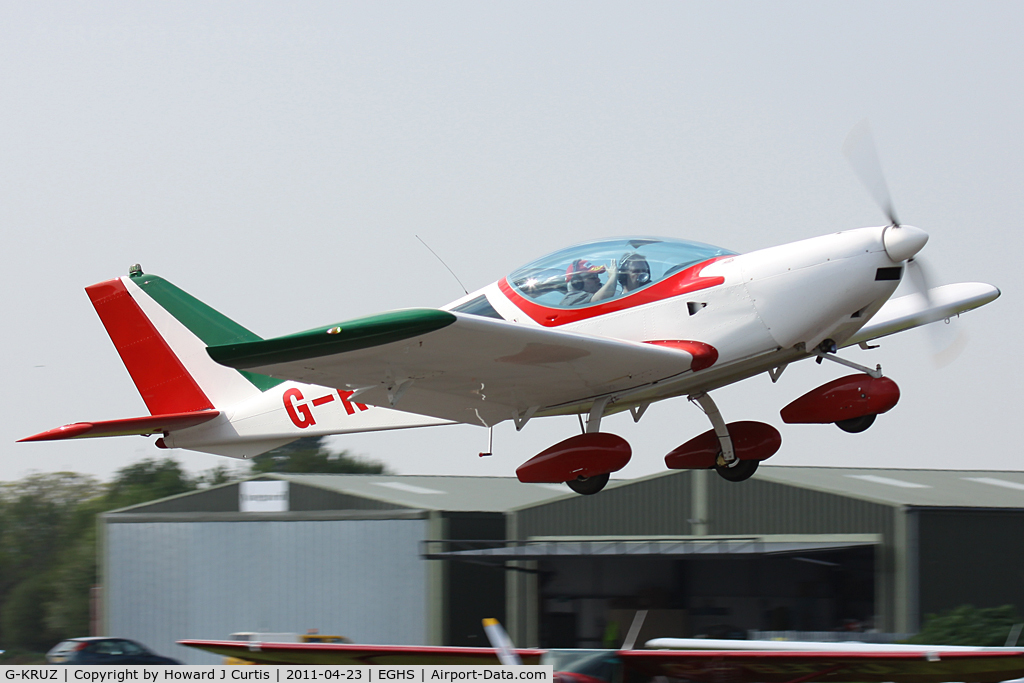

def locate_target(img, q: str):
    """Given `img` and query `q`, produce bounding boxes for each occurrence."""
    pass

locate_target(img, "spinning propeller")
[842,120,966,365]
[842,120,902,228]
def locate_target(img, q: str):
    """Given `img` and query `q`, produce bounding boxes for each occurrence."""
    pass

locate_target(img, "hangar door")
[106,517,428,664]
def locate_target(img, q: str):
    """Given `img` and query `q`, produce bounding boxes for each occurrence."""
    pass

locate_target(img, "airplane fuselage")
[444,226,903,419]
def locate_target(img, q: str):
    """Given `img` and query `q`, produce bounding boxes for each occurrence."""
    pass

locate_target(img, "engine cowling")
[780,374,899,424]
[517,433,632,483]
[664,421,781,469]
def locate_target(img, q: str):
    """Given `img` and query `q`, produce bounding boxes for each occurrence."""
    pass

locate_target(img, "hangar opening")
[424,536,878,647]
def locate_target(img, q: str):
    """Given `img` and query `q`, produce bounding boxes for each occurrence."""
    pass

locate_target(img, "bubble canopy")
[507,237,736,309]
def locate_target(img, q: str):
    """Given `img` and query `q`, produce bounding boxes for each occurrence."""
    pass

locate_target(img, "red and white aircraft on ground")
[21,128,1000,494]
[178,619,1024,682]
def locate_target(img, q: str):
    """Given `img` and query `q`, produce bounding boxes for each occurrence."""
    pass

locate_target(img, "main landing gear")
[513,342,901,493]
[668,392,781,483]
[515,397,631,496]
[516,390,781,494]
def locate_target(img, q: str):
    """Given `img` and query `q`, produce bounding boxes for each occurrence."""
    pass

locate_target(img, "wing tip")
[18,423,94,442]
[18,411,221,443]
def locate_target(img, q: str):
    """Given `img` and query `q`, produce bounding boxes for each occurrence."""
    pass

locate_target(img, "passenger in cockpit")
[561,259,617,306]
[618,253,651,295]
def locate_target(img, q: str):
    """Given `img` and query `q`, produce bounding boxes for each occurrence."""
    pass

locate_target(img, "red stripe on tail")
[86,278,214,414]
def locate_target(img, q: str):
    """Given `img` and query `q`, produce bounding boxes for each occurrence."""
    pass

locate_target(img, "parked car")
[46,637,180,665]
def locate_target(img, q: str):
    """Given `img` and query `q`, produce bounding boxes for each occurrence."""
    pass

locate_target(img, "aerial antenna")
[416,235,468,296]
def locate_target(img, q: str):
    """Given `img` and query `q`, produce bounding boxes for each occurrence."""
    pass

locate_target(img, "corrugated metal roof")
[753,466,1024,508]
[265,473,582,512]
[105,467,1024,517]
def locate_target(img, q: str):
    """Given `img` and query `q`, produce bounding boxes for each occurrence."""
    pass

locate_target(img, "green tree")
[2,573,57,652]
[103,458,197,509]
[251,436,390,474]
[908,604,1022,646]
[0,473,99,590]
[0,472,100,649]
[195,463,242,489]
[43,526,98,638]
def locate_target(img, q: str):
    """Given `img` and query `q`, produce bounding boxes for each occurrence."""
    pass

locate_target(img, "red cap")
[565,259,606,282]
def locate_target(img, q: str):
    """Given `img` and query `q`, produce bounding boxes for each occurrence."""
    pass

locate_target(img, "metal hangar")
[99,467,1024,663]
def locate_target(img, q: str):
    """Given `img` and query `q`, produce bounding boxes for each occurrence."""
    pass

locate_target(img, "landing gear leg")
[586,397,609,434]
[690,392,760,483]
[689,392,735,465]
[565,397,613,495]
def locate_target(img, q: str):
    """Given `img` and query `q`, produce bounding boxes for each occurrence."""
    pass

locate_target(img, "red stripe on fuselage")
[497,256,730,327]
[86,278,214,415]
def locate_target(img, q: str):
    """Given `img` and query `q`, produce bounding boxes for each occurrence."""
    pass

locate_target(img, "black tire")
[567,473,610,495]
[835,413,877,433]
[715,459,759,482]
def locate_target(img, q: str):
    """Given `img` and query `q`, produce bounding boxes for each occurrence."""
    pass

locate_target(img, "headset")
[617,253,651,287]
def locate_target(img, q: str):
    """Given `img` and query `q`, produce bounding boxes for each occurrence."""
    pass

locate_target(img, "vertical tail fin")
[86,266,279,414]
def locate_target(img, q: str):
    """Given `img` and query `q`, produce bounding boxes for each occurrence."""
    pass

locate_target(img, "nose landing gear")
[781,373,899,431]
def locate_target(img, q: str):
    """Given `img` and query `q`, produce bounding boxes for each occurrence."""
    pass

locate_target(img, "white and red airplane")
[20,128,1000,494]
[176,638,1024,683]
[177,619,1024,682]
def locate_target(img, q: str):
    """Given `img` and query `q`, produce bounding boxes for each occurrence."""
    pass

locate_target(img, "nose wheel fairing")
[781,374,899,426]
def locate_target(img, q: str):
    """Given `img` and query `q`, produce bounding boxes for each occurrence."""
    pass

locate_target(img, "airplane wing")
[844,282,999,347]
[178,638,1024,682]
[620,647,1024,683]
[177,640,545,665]
[207,309,701,427]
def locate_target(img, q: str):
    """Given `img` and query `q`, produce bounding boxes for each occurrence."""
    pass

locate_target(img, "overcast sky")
[3,1,1022,484]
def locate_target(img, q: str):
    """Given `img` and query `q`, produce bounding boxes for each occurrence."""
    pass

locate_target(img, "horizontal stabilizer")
[19,410,220,442]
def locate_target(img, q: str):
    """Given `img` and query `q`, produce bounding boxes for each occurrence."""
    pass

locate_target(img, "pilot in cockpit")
[618,253,651,294]
[561,259,618,306]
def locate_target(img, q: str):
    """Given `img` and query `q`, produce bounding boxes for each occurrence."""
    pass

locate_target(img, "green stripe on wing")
[207,309,458,369]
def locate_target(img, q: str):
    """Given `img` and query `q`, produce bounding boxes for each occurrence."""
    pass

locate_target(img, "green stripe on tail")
[131,272,283,391]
